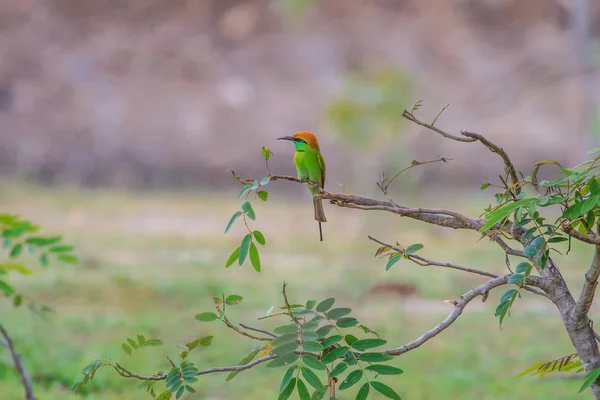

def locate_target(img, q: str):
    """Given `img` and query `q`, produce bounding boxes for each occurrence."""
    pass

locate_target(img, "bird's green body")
[277,131,327,241]
[292,142,326,196]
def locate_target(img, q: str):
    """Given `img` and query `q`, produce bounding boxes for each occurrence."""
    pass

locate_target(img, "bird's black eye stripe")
[293,138,307,144]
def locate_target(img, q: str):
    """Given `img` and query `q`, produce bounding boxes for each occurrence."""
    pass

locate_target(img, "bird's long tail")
[313,197,326,242]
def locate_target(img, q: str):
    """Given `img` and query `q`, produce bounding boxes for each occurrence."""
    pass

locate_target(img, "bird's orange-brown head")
[277,131,321,151]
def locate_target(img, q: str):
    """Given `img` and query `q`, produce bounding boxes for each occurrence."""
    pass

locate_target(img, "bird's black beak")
[277,136,294,141]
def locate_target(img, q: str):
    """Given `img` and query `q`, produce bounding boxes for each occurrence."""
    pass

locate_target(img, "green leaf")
[371,381,401,400]
[306,300,316,310]
[225,211,242,234]
[336,318,358,328]
[241,201,255,220]
[238,185,251,199]
[302,331,319,342]
[0,280,15,296]
[272,342,299,356]
[258,190,269,201]
[321,335,342,348]
[351,338,388,351]
[591,178,600,194]
[297,378,310,400]
[122,343,132,355]
[579,368,600,393]
[156,390,172,400]
[58,254,78,264]
[480,182,491,190]
[194,312,218,322]
[239,234,252,265]
[274,324,299,335]
[226,247,241,268]
[40,253,49,267]
[310,389,326,400]
[279,378,297,400]
[262,146,272,161]
[303,341,323,352]
[127,338,138,349]
[329,362,348,377]
[271,333,298,348]
[508,273,524,285]
[515,262,531,274]
[260,177,271,185]
[386,254,401,271]
[253,230,266,245]
[225,295,243,305]
[315,325,334,339]
[13,295,22,307]
[325,308,352,320]
[339,370,363,391]
[321,346,349,364]
[249,242,261,272]
[500,289,517,304]
[280,366,297,393]
[548,236,568,243]
[268,354,299,368]
[302,355,326,371]
[176,386,185,399]
[301,367,324,391]
[316,298,335,312]
[358,353,393,363]
[344,335,359,346]
[356,382,370,400]
[480,199,530,232]
[10,243,23,258]
[404,243,423,255]
[48,245,74,253]
[365,365,404,375]
[582,196,598,215]
[226,349,260,381]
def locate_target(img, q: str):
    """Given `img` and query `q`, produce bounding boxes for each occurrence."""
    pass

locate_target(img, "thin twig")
[282,282,301,326]
[0,323,36,400]
[431,104,450,126]
[383,276,508,356]
[402,110,476,143]
[368,235,497,278]
[239,323,277,339]
[380,156,454,192]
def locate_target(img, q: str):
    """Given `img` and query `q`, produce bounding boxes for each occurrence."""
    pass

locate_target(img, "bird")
[277,131,327,241]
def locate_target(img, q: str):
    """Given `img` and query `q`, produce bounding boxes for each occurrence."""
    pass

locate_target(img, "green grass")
[0,183,595,399]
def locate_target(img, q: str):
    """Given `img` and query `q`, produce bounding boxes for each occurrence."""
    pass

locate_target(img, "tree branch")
[384,276,509,356]
[563,222,600,245]
[402,110,477,143]
[239,323,277,339]
[0,323,36,400]
[573,245,600,321]
[367,235,548,298]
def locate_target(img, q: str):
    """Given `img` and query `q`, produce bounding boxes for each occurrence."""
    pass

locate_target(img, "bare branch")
[379,157,454,193]
[384,276,508,356]
[562,222,600,245]
[573,245,600,322]
[0,324,36,400]
[239,323,277,339]
[495,237,526,258]
[402,110,476,143]
[461,131,521,195]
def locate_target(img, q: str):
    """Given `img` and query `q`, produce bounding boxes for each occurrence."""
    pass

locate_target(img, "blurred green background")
[1,1,600,399]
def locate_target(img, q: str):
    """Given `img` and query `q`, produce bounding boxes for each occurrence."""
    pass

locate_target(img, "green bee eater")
[277,131,327,241]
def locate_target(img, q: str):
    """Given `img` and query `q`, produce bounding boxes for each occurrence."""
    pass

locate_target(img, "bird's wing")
[316,152,326,188]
